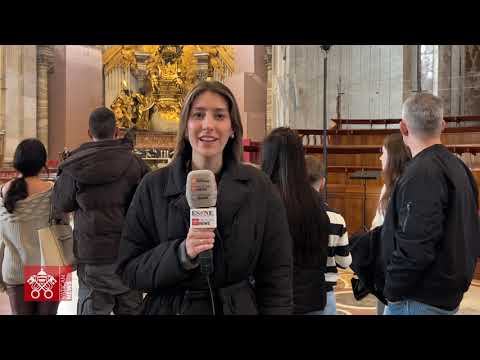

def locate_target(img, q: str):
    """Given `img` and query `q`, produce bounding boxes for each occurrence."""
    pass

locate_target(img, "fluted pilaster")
[0,46,6,132]
[265,45,273,134]
[36,45,55,151]
[0,46,5,165]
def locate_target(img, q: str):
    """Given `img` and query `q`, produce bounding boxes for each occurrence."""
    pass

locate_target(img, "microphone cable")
[200,249,215,315]
[205,274,216,315]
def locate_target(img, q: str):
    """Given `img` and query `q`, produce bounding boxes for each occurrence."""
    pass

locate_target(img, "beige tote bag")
[38,202,76,270]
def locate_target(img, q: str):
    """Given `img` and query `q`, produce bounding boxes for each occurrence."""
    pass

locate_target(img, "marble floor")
[334,269,480,315]
[1,269,479,315]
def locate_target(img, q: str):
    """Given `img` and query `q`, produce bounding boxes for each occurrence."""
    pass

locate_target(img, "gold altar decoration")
[104,45,234,131]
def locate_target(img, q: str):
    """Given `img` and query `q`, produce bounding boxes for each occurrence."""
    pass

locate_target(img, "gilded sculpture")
[104,45,234,131]
[132,91,155,130]
[111,82,135,128]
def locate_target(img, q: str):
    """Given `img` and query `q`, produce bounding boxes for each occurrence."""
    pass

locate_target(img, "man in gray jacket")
[52,107,150,315]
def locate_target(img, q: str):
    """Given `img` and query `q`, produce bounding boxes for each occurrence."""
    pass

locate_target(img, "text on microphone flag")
[190,207,217,228]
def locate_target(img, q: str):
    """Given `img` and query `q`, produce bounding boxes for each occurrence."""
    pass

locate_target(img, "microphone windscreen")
[186,169,217,208]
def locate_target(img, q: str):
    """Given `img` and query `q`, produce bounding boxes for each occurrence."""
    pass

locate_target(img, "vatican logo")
[24,265,73,302]
[26,268,57,300]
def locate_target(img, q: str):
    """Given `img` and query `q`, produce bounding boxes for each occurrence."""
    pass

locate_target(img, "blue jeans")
[305,290,336,315]
[384,300,458,315]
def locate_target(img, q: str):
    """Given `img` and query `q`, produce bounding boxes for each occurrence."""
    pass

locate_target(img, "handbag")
[38,201,76,270]
[351,277,371,301]
[349,226,387,305]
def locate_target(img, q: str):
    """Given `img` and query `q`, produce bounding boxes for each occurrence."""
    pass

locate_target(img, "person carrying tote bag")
[0,139,69,315]
[38,203,76,270]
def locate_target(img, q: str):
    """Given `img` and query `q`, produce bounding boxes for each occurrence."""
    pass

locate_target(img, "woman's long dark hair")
[261,127,330,266]
[4,138,47,213]
[379,133,412,215]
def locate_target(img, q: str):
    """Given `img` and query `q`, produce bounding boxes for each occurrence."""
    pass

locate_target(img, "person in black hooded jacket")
[52,107,150,315]
[116,81,293,315]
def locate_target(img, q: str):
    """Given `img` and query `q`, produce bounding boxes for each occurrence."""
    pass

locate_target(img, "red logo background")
[23,266,72,302]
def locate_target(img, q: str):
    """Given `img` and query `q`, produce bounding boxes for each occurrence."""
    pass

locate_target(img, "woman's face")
[187,91,233,163]
[380,146,388,171]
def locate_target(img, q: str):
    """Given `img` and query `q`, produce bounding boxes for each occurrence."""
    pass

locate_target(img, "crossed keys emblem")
[26,268,57,299]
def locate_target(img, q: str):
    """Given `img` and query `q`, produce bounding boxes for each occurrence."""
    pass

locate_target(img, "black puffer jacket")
[116,157,293,315]
[52,137,150,264]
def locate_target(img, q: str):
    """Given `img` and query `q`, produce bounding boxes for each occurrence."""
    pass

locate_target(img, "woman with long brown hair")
[371,133,411,314]
[116,81,293,315]
[372,133,412,227]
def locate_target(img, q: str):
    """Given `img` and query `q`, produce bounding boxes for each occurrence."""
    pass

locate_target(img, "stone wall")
[405,45,480,117]
[224,45,267,141]
[48,45,103,160]
[271,45,404,130]
[463,45,480,115]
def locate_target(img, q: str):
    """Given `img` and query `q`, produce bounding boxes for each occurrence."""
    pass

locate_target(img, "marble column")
[265,45,273,134]
[272,45,290,128]
[4,45,37,164]
[463,45,480,115]
[0,46,5,131]
[105,67,118,108]
[437,45,451,114]
[436,45,480,116]
[402,45,417,101]
[37,45,55,151]
[0,46,5,164]
[437,45,460,116]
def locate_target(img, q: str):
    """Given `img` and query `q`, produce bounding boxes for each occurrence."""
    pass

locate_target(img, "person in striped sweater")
[305,155,352,315]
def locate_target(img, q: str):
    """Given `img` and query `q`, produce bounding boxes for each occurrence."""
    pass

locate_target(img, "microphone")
[185,169,217,275]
